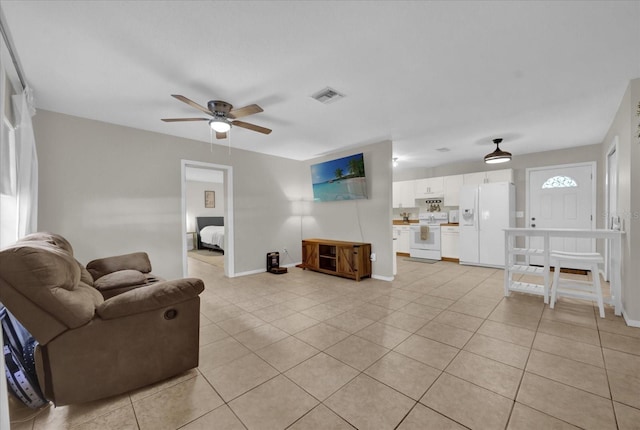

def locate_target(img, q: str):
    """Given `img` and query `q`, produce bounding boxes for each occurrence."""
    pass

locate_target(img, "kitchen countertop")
[393,221,459,226]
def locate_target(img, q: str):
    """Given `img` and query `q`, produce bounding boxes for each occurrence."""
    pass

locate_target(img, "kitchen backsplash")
[393,203,458,220]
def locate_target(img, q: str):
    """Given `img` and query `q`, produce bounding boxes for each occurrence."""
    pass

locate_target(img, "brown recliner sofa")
[0,232,204,406]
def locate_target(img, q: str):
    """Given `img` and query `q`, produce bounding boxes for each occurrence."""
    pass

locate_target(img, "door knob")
[531,224,536,228]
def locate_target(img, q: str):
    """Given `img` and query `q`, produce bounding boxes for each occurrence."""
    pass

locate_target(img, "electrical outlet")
[370,253,376,261]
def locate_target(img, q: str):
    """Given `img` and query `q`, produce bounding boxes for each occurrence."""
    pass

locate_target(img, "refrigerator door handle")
[474,190,479,232]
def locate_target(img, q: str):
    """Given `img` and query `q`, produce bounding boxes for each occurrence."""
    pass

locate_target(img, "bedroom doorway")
[181,160,235,277]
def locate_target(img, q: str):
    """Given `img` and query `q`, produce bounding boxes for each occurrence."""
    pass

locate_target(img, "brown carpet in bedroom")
[188,249,224,268]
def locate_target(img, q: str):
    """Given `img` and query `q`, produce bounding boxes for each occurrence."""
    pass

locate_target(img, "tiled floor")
[8,257,640,429]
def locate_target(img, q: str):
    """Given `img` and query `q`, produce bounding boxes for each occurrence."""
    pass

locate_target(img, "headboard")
[195,216,224,250]
[196,216,224,231]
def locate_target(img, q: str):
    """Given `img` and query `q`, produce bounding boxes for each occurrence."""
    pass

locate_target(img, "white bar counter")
[503,228,625,315]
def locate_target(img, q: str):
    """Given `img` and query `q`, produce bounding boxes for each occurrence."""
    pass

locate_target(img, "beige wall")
[33,110,394,280]
[33,110,307,278]
[601,78,640,323]
[303,140,394,280]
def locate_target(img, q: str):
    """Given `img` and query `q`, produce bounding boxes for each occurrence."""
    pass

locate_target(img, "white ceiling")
[2,1,639,173]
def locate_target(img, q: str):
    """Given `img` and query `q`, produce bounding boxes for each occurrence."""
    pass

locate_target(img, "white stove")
[409,211,449,260]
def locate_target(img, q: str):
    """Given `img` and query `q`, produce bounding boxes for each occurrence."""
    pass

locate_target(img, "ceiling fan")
[161,95,272,139]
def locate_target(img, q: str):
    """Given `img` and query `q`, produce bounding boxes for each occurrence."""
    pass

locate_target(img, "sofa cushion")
[78,261,94,286]
[96,278,204,319]
[93,270,147,292]
[76,282,105,309]
[87,252,152,281]
[0,242,99,328]
[19,232,74,255]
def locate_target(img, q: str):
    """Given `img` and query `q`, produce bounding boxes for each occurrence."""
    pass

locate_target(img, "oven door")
[410,224,441,250]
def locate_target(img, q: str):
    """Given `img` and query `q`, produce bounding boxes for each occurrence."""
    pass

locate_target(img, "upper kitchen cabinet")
[463,168,513,185]
[414,177,444,198]
[443,174,464,206]
[392,180,416,208]
[487,169,514,183]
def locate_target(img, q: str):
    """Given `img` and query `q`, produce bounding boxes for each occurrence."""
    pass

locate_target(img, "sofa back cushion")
[0,241,103,331]
[86,252,152,280]
[19,232,74,255]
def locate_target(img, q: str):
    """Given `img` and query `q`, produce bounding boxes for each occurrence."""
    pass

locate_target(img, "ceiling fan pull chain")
[210,127,214,153]
[228,129,232,155]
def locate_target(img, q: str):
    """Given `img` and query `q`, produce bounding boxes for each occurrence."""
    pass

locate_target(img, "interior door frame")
[525,161,597,263]
[181,159,235,278]
[604,137,619,280]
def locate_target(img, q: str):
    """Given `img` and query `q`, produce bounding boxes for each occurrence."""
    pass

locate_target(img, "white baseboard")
[622,309,640,328]
[232,263,393,282]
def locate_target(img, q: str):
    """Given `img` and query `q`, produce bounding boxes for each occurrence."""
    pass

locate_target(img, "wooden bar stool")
[550,251,605,318]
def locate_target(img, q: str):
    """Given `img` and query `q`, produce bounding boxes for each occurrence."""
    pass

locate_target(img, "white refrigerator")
[459,182,515,267]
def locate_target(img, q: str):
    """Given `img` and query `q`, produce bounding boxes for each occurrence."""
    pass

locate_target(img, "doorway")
[526,162,596,267]
[181,160,234,277]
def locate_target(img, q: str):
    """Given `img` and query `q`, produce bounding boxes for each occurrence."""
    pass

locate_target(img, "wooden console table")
[301,239,372,281]
[503,228,624,315]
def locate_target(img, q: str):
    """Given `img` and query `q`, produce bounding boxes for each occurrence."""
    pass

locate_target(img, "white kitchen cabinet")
[441,225,459,260]
[462,171,486,185]
[414,177,444,198]
[393,225,411,254]
[443,174,464,207]
[487,169,514,183]
[392,180,416,208]
[463,168,513,185]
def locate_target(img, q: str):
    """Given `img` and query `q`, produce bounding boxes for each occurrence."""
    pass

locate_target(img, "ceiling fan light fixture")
[484,138,512,164]
[209,118,231,133]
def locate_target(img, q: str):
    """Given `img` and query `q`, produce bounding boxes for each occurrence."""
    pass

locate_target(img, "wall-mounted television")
[310,153,367,202]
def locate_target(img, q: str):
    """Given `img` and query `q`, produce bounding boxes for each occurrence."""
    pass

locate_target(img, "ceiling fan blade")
[216,132,227,139]
[171,95,212,115]
[231,120,272,135]
[228,104,263,119]
[161,118,209,122]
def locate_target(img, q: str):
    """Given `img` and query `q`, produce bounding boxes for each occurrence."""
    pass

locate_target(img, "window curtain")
[11,86,37,238]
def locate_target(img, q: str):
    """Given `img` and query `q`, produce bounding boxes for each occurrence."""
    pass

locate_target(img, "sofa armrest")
[96,278,204,319]
[87,252,152,280]
[93,269,148,292]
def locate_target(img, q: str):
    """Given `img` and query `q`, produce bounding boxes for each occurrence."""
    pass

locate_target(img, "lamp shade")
[484,138,511,164]
[209,118,231,133]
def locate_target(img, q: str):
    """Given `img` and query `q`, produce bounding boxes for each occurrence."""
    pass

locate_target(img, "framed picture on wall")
[204,190,215,208]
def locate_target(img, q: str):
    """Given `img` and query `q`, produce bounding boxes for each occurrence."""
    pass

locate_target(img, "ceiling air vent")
[311,87,345,104]
[436,147,450,152]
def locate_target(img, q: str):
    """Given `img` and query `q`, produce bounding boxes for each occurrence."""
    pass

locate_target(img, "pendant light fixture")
[484,138,512,164]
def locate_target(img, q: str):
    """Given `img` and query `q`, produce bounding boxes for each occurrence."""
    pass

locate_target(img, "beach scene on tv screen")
[311,153,367,201]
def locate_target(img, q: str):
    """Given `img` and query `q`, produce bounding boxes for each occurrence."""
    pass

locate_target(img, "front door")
[527,163,595,267]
